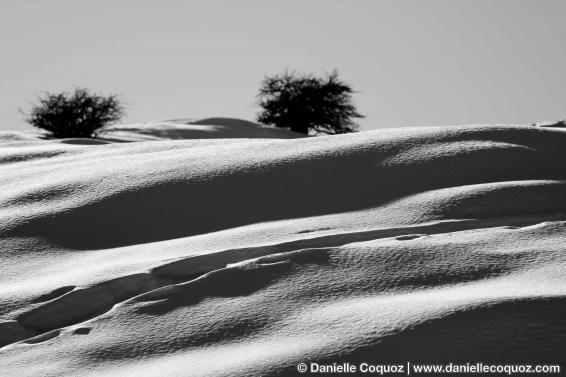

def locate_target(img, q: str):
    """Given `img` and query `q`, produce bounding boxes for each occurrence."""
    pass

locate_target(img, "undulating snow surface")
[0,119,565,376]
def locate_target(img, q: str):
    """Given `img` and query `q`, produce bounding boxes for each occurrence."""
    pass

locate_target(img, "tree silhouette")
[23,88,125,138]
[257,70,363,135]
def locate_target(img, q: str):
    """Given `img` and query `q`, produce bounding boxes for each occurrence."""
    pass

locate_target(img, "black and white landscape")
[0,1,565,376]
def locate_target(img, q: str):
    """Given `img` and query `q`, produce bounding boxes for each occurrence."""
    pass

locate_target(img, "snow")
[0,120,565,376]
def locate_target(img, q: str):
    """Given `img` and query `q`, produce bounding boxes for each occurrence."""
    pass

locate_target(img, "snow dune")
[0,120,565,376]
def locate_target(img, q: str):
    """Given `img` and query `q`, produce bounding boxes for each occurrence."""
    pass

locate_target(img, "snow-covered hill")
[0,121,565,376]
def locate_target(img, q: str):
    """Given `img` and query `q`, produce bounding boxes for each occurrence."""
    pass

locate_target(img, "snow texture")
[0,119,565,376]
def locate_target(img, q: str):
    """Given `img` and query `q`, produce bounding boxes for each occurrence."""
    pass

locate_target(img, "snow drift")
[0,121,565,376]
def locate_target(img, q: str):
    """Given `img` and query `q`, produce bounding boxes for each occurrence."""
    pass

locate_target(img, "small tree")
[23,88,125,138]
[257,70,363,135]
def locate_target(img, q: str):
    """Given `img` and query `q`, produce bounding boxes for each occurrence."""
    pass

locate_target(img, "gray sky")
[1,0,565,132]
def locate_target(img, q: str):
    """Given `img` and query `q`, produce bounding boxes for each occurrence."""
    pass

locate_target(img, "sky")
[1,0,565,132]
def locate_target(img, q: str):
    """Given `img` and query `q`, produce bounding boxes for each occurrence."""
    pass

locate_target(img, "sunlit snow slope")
[0,121,565,376]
